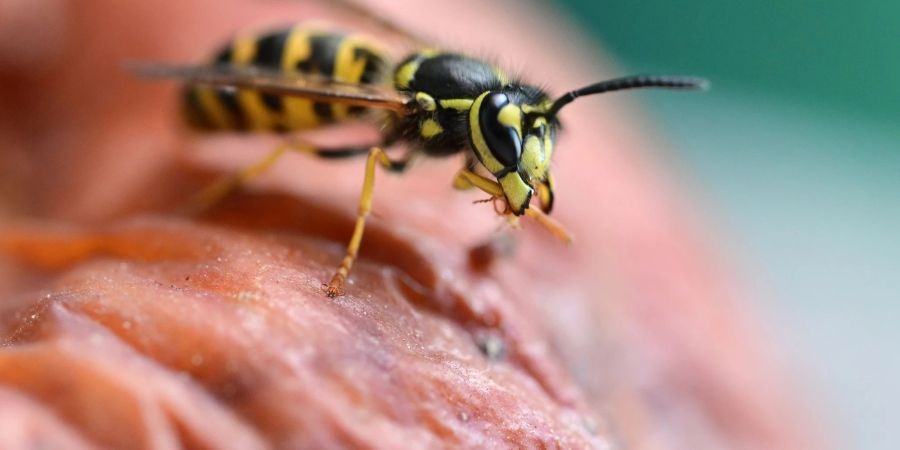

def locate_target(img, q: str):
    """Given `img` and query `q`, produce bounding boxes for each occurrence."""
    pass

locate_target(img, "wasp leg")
[186,140,374,214]
[453,169,504,196]
[453,169,573,244]
[325,146,410,297]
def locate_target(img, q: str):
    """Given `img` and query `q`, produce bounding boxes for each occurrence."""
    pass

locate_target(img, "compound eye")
[479,92,522,170]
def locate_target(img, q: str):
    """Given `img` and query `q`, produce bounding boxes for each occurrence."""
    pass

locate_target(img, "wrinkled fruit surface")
[0,0,821,448]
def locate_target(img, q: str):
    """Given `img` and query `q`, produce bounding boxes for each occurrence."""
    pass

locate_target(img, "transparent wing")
[324,0,432,48]
[129,62,417,114]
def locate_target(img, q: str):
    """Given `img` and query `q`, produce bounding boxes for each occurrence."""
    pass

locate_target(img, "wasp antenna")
[548,75,709,117]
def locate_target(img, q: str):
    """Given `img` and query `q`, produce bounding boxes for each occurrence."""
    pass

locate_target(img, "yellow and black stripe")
[183,25,389,132]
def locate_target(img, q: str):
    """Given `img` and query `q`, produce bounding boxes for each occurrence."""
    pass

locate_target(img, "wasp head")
[468,88,557,216]
[466,75,707,216]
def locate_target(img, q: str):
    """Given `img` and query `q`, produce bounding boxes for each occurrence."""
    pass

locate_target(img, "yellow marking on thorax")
[420,118,443,138]
[281,26,319,129]
[439,98,474,111]
[231,33,278,131]
[415,92,436,111]
[394,49,440,90]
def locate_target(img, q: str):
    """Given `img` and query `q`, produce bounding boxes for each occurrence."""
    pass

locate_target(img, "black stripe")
[217,90,245,130]
[295,34,342,75]
[253,32,287,68]
[297,34,344,123]
[182,87,211,129]
[253,32,289,112]
[355,46,387,84]
[213,46,233,65]
[210,45,244,128]
[314,146,372,159]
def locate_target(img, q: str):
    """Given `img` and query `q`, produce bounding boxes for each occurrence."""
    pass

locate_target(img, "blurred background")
[555,1,898,449]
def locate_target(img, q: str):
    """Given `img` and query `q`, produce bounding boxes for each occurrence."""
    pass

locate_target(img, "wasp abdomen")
[183,25,389,132]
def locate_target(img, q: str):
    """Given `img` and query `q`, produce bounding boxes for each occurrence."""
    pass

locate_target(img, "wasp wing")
[325,0,432,48]
[129,63,417,114]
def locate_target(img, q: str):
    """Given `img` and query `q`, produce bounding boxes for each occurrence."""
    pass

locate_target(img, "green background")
[556,1,899,449]
[560,0,899,123]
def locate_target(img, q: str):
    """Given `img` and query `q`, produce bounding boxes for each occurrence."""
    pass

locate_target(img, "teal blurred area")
[556,1,899,449]
[560,0,899,122]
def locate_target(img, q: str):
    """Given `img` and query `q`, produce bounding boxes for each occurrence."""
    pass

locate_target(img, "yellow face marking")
[439,98,474,111]
[415,92,436,111]
[420,118,444,138]
[522,103,547,114]
[523,116,553,181]
[499,172,533,214]
[469,92,505,174]
[543,126,554,164]
[532,116,554,164]
[497,104,522,138]
[521,135,545,179]
[281,26,319,129]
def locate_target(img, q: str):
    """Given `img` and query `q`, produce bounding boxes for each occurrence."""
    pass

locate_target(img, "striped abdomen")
[183,25,389,132]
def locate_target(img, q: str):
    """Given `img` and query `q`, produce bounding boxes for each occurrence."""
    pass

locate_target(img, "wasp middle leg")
[325,146,411,297]
[453,169,573,244]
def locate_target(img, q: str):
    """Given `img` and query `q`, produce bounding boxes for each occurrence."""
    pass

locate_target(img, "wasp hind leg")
[325,146,410,297]
[185,140,374,214]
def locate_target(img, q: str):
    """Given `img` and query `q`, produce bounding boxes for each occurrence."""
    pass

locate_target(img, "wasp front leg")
[453,169,504,197]
[325,147,410,297]
[453,169,573,244]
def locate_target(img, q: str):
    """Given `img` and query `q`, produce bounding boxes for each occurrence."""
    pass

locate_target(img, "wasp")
[133,1,707,297]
